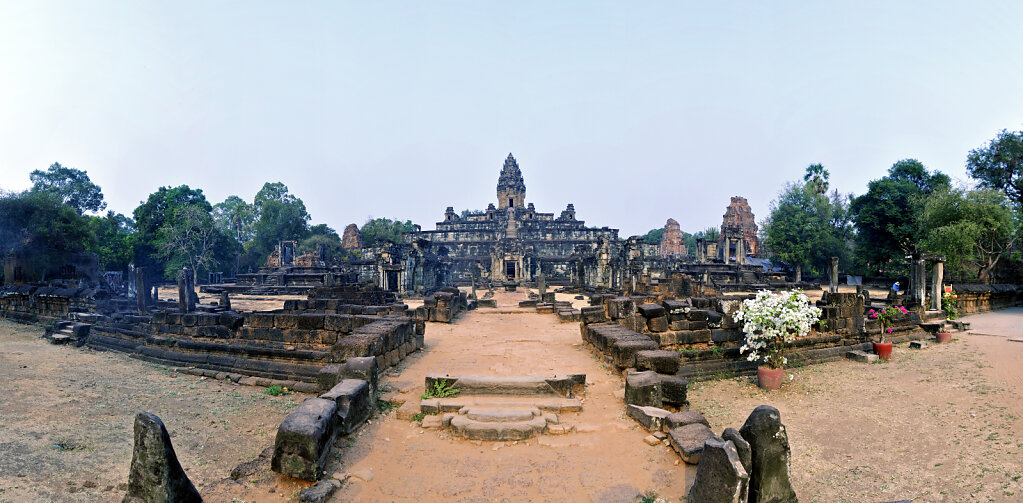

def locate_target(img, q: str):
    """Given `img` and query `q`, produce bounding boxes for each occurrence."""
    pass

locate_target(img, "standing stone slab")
[271,398,338,481]
[739,405,798,503]
[723,427,752,476]
[122,412,202,503]
[686,438,750,503]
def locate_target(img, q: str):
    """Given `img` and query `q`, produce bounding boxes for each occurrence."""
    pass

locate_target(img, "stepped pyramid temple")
[405,153,620,285]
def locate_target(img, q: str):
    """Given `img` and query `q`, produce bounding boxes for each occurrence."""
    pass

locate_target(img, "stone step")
[425,373,585,398]
[462,406,541,423]
[50,334,74,345]
[449,415,549,441]
[420,395,583,414]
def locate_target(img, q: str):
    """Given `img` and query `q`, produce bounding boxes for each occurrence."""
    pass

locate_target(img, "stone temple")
[405,153,619,285]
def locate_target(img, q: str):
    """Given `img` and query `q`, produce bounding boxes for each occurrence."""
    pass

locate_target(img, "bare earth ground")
[0,319,309,503]
[1,293,1021,502]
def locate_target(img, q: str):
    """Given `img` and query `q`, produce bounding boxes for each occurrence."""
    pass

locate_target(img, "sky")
[2,1,1023,237]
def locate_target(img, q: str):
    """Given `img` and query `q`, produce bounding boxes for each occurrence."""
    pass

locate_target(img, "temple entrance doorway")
[505,261,516,280]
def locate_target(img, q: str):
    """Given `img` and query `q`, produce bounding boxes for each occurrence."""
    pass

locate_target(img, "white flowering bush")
[734,289,822,369]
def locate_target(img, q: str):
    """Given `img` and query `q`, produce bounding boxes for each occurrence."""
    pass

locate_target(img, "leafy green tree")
[966,129,1023,208]
[157,205,232,282]
[694,227,720,242]
[360,218,415,246]
[762,183,851,281]
[29,162,106,214]
[921,188,1020,283]
[641,228,664,245]
[249,182,311,261]
[213,195,255,242]
[850,159,950,276]
[301,224,344,261]
[133,185,214,280]
[0,190,94,281]
[86,211,135,273]
[803,163,830,195]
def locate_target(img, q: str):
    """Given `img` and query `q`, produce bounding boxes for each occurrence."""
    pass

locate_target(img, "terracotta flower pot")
[872,342,893,360]
[757,366,784,390]
[936,332,952,343]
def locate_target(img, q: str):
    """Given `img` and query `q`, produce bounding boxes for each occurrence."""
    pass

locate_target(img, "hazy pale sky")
[2,1,1022,237]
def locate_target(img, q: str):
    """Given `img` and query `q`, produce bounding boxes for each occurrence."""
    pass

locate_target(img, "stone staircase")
[416,373,585,440]
[918,309,970,334]
[46,320,89,346]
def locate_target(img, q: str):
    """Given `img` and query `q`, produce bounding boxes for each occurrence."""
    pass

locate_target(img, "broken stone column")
[271,398,338,481]
[737,237,746,266]
[932,259,943,311]
[686,437,750,503]
[123,412,202,503]
[829,257,839,294]
[135,267,149,314]
[219,291,231,311]
[176,269,189,312]
[739,405,797,503]
[537,272,546,297]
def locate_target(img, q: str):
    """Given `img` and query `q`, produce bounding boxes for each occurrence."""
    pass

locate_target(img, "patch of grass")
[376,399,395,415]
[420,379,460,399]
[264,384,292,397]
[50,439,84,452]
[411,412,426,423]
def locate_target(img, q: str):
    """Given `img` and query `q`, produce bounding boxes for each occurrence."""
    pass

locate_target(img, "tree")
[157,205,225,283]
[86,211,135,273]
[0,190,94,281]
[249,182,311,262]
[762,183,850,281]
[921,188,1020,283]
[460,209,485,219]
[966,129,1023,208]
[133,185,214,280]
[641,228,664,245]
[213,195,255,242]
[29,162,106,214]
[694,227,720,242]
[803,163,830,195]
[850,159,950,276]
[360,218,415,246]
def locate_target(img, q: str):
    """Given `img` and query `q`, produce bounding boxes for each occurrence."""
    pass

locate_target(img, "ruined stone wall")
[0,286,100,323]
[950,284,1022,315]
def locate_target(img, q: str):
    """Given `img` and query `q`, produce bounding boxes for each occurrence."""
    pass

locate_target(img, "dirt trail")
[329,289,692,502]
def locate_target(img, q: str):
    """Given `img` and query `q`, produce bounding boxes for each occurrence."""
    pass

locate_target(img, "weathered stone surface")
[740,405,798,503]
[317,364,341,391]
[659,374,689,407]
[271,398,338,481]
[846,350,877,363]
[647,316,669,333]
[686,437,750,503]
[723,427,753,476]
[341,223,362,249]
[320,379,372,435]
[341,357,378,397]
[122,412,202,503]
[299,479,342,503]
[635,350,682,374]
[720,196,759,256]
[610,338,659,369]
[627,404,672,432]
[659,218,687,258]
[637,303,667,318]
[909,340,928,349]
[668,423,718,464]
[665,410,710,430]
[624,371,662,408]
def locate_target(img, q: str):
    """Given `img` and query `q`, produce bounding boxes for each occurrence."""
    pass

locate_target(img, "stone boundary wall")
[579,291,923,380]
[0,286,101,323]
[950,284,1022,315]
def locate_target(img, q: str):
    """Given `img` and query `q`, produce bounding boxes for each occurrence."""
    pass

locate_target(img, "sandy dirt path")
[328,289,692,502]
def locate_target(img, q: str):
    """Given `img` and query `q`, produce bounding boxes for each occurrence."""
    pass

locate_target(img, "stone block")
[647,316,669,333]
[669,319,690,331]
[662,299,689,315]
[668,423,718,464]
[722,427,752,475]
[271,398,338,481]
[627,404,672,432]
[123,412,201,503]
[687,309,711,321]
[659,374,689,407]
[248,313,274,328]
[317,364,341,391]
[180,314,197,327]
[342,357,378,397]
[275,314,300,330]
[298,314,325,330]
[685,437,749,503]
[678,329,711,344]
[647,331,677,347]
[319,379,372,436]
[909,341,928,349]
[635,350,682,374]
[637,303,666,318]
[580,306,607,324]
[711,329,742,343]
[610,338,659,369]
[664,410,709,430]
[846,350,877,363]
[625,371,662,408]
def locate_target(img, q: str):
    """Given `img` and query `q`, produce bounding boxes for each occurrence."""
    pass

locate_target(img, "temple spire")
[497,153,526,209]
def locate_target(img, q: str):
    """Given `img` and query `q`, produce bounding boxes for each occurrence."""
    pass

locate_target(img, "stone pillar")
[152,285,159,303]
[932,260,943,311]
[219,291,231,311]
[829,257,839,294]
[135,267,148,314]
[537,272,546,297]
[737,238,746,266]
[696,239,705,263]
[910,254,926,306]
[177,269,189,312]
[723,237,731,262]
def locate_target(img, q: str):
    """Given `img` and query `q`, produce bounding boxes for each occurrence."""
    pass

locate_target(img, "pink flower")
[886,328,893,334]
[869,313,878,319]
[899,307,908,314]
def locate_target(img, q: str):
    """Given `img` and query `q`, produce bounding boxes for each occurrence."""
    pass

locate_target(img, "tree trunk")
[795,264,802,283]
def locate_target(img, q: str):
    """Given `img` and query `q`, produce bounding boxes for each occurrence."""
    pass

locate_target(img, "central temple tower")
[496,153,526,209]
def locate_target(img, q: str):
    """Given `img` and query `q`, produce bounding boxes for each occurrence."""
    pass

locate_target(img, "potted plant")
[867,305,908,359]
[735,290,822,390]
[937,286,957,343]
